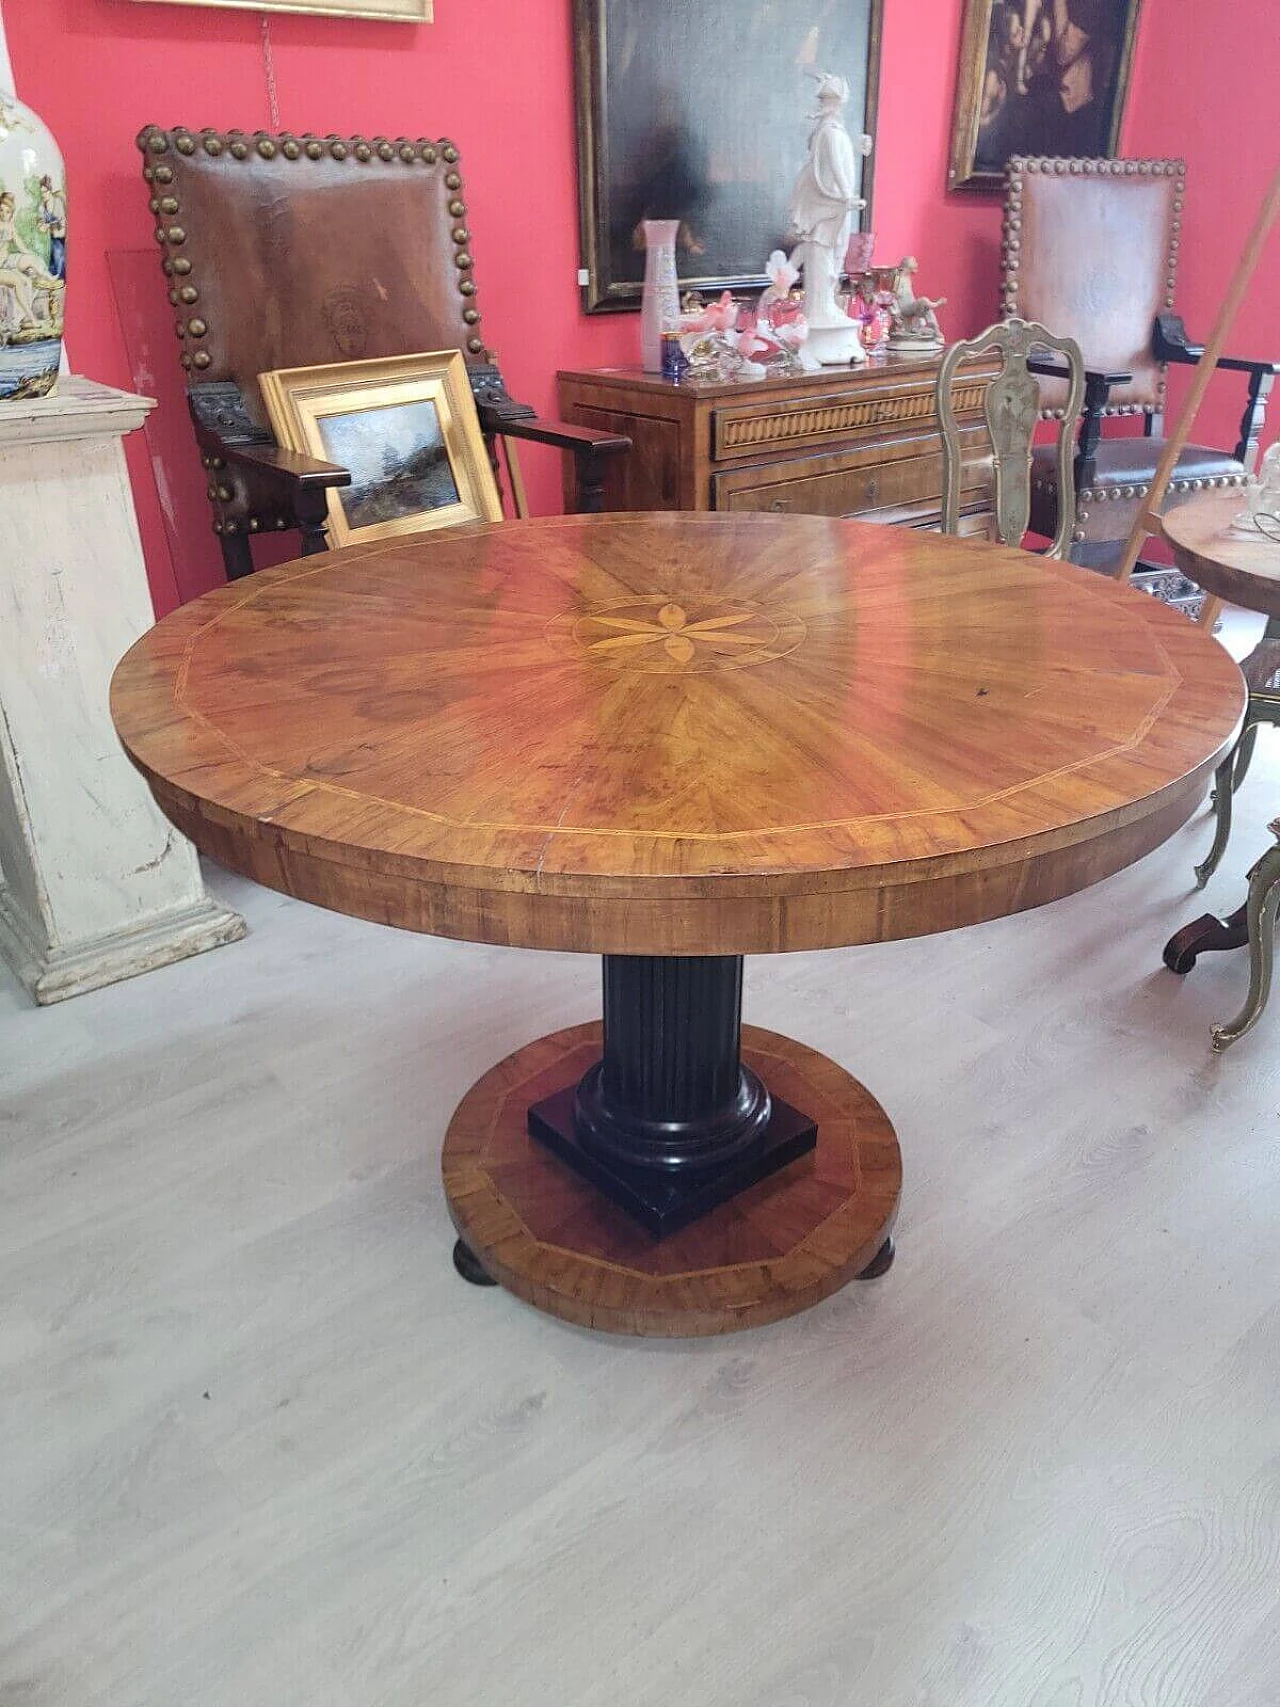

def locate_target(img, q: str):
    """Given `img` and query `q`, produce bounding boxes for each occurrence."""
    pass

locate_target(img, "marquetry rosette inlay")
[547,595,807,674]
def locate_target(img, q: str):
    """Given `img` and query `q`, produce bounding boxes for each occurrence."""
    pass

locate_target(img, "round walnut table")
[111,513,1243,1335]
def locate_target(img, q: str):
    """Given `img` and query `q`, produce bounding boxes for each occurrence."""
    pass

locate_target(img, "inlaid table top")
[1162,491,1280,618]
[111,512,1244,957]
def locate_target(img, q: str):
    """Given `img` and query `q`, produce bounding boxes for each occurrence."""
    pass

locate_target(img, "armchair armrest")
[1025,355,1132,488]
[484,412,631,515]
[493,415,630,458]
[220,442,351,489]
[1155,312,1278,468]
[1154,312,1279,378]
[1026,356,1132,391]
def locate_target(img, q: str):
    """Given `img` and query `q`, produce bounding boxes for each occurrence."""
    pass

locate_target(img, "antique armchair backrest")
[937,317,1085,560]
[138,125,493,434]
[1000,156,1185,419]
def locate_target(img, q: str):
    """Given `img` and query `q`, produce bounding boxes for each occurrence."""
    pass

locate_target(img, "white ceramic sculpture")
[788,72,871,368]
[887,256,946,351]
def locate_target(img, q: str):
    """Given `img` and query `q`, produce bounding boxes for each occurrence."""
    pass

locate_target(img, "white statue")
[788,72,872,367]
[887,256,946,350]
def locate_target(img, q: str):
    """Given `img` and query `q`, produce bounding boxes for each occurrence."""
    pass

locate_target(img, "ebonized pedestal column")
[528,955,817,1235]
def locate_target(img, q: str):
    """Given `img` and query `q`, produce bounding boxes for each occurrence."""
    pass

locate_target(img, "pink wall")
[5,0,1274,613]
[1123,0,1280,462]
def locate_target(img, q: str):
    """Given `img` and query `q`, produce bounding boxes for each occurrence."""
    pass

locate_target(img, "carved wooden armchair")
[1001,156,1277,594]
[137,125,629,579]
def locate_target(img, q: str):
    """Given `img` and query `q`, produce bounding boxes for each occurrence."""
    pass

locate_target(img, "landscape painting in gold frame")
[128,0,430,22]
[259,351,502,550]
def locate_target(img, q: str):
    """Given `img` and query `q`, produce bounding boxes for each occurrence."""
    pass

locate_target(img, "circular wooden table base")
[442,1022,902,1337]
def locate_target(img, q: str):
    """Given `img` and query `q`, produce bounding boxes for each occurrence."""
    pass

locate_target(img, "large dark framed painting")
[949,0,1143,191]
[574,0,884,314]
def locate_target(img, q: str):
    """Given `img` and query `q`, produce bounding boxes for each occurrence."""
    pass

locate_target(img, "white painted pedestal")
[0,377,244,1004]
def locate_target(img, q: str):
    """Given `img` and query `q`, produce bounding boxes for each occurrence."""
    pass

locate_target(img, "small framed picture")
[259,350,503,549]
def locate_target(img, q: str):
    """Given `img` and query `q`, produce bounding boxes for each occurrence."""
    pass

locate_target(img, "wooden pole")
[1116,163,1280,583]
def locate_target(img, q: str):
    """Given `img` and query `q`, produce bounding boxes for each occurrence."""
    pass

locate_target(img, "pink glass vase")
[640,219,680,374]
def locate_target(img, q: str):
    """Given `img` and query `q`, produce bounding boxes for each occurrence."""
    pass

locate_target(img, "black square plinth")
[526,1087,818,1238]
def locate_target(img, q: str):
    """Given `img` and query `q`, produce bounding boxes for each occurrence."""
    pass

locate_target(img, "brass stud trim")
[154,165,174,185]
[172,258,192,276]
[454,253,473,269]
[179,285,199,305]
[188,318,208,338]
[283,139,301,160]
[230,141,249,160]
[421,145,438,163]
[204,136,223,156]
[193,351,212,370]
[306,140,324,160]
[257,138,278,160]
[176,134,196,155]
[459,279,477,295]
[467,336,484,354]
[147,133,169,154]
[442,144,459,163]
[445,172,462,189]
[331,142,348,160]
[448,199,465,217]
[462,307,480,325]
[355,143,373,162]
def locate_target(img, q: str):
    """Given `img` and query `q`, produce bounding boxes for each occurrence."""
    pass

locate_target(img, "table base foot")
[452,1238,499,1287]
[858,1236,896,1279]
[443,1022,901,1337]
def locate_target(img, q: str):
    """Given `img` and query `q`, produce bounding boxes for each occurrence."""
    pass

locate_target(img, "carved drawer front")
[713,433,991,522]
[710,371,989,464]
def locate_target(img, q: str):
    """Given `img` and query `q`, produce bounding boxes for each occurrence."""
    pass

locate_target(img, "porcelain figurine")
[788,72,871,367]
[0,86,66,400]
[887,256,946,352]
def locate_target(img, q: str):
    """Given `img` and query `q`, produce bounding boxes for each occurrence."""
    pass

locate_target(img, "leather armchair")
[137,125,630,579]
[1001,156,1276,589]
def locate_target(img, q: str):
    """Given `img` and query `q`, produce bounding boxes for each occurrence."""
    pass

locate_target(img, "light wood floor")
[4,613,1280,1707]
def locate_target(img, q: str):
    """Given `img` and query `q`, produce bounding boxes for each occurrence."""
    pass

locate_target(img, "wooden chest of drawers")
[557,352,998,534]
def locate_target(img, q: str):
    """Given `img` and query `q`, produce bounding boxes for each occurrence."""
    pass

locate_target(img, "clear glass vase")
[0,86,66,400]
[639,219,680,375]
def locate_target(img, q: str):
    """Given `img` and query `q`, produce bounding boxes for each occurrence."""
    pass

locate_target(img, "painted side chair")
[136,125,629,579]
[937,316,1086,556]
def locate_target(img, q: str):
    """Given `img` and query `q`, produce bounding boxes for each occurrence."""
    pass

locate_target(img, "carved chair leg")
[1232,720,1260,792]
[572,448,607,515]
[219,531,254,581]
[295,489,332,555]
[1211,824,1280,1052]
[1195,754,1236,889]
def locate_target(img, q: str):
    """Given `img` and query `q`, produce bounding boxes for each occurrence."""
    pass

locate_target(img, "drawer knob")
[768,497,790,512]
[865,478,878,502]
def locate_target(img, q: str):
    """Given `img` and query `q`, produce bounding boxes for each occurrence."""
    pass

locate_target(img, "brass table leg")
[1211,823,1280,1052]
[1195,753,1236,889]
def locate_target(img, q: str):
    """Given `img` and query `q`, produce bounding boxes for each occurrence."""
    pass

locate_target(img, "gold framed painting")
[948,0,1142,191]
[259,351,502,549]
[127,0,430,21]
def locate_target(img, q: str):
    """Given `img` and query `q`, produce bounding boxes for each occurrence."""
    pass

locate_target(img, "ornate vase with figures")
[0,85,66,401]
